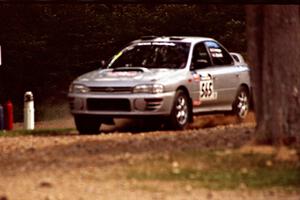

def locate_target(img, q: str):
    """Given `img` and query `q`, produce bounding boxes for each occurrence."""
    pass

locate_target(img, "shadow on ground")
[100,112,256,133]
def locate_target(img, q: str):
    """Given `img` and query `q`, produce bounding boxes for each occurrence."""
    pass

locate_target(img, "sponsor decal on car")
[209,48,222,53]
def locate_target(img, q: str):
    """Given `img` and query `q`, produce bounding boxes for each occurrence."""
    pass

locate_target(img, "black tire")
[168,90,190,130]
[74,115,101,135]
[232,86,250,121]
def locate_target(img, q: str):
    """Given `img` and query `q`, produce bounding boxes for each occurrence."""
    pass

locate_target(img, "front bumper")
[68,91,175,117]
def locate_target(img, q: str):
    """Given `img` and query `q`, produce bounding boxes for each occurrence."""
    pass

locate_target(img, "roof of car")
[133,36,215,44]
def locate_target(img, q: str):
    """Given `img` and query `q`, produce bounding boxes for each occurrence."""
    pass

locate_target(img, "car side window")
[204,41,233,66]
[191,42,212,70]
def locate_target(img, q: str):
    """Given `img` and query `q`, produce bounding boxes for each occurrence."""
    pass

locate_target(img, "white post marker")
[24,91,35,130]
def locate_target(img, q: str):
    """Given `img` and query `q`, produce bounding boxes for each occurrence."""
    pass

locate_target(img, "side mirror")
[101,60,107,68]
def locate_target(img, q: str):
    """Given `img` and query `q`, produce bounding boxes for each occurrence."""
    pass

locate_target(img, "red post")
[4,100,13,130]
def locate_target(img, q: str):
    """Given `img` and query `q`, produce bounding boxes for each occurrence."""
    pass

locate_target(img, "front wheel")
[74,115,101,135]
[168,90,190,130]
[232,86,250,121]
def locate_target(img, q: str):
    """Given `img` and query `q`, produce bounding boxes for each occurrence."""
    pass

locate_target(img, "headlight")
[133,84,164,94]
[69,84,90,93]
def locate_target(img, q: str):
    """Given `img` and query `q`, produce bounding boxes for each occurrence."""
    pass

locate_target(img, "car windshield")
[108,42,191,69]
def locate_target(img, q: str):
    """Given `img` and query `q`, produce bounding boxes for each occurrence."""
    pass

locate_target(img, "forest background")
[0,4,246,121]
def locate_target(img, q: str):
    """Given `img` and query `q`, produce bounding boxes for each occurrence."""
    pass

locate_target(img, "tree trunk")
[246,5,300,145]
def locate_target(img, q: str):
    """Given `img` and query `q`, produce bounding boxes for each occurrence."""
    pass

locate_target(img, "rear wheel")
[74,115,101,135]
[232,86,250,121]
[168,90,190,130]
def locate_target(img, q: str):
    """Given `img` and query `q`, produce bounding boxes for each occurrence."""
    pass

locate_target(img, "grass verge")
[0,128,75,137]
[127,149,300,190]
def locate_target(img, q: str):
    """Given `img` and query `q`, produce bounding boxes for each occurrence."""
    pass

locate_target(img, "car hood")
[74,67,180,87]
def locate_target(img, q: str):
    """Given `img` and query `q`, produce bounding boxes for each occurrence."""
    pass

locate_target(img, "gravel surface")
[0,114,299,200]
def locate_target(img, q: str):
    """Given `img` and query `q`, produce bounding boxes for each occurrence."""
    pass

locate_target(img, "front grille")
[89,87,133,93]
[87,98,131,111]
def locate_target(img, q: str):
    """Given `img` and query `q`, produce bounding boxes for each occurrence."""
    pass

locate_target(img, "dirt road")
[0,115,299,200]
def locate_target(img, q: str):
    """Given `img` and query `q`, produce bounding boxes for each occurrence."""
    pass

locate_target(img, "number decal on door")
[200,80,217,100]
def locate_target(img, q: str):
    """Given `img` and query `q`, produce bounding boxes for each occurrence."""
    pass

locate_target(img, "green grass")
[127,150,300,190]
[130,166,300,190]
[0,128,75,137]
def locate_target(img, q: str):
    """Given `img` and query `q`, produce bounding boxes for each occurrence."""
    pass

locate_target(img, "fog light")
[74,98,85,110]
[134,99,146,111]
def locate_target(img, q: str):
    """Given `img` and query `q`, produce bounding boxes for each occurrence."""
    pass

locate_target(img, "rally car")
[68,36,251,134]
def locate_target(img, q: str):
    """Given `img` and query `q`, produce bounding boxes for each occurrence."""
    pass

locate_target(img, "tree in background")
[246,5,300,145]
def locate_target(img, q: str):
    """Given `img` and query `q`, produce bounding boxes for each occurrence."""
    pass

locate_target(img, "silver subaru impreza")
[68,36,251,134]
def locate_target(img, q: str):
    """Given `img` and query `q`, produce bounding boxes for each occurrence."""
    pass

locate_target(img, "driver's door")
[190,42,218,110]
